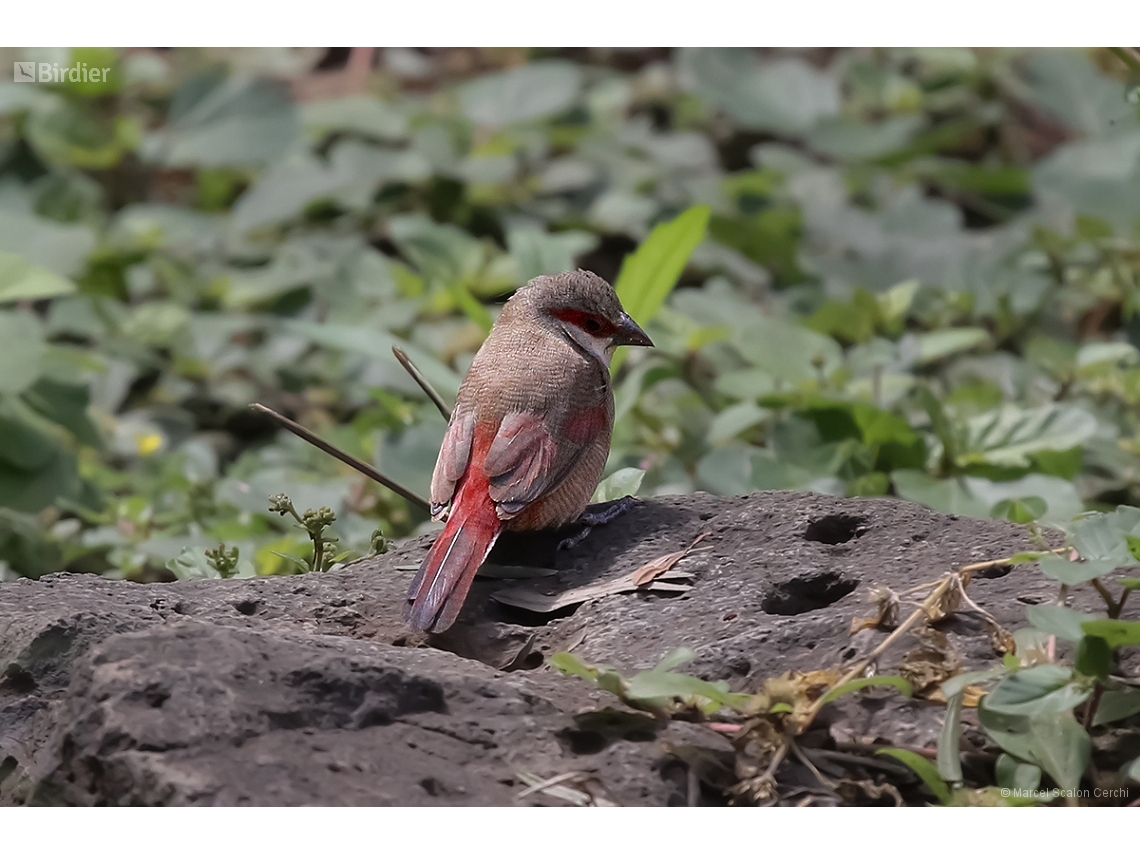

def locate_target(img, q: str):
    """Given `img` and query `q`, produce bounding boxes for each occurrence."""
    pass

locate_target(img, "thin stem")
[1090,577,1121,618]
[311,529,324,573]
[250,403,430,512]
[392,347,453,420]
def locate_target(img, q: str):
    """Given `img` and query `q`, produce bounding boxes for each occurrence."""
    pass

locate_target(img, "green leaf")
[818,675,913,706]
[981,665,1090,716]
[1037,555,1119,585]
[611,205,709,374]
[615,205,711,324]
[1092,690,1140,726]
[1027,604,1097,643]
[1075,635,1111,680]
[457,60,582,126]
[937,691,964,784]
[156,76,298,168]
[550,651,600,681]
[626,669,735,706]
[991,496,1047,524]
[0,311,46,395]
[0,251,77,303]
[1025,711,1091,792]
[940,665,1010,699]
[959,405,1098,468]
[591,467,645,503]
[1080,619,1140,649]
[651,648,698,673]
[994,754,1042,793]
[904,327,991,365]
[732,317,844,385]
[1071,509,1136,563]
[876,748,952,805]
[1117,577,1140,590]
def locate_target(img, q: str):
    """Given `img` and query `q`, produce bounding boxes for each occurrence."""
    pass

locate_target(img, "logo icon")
[13,62,35,83]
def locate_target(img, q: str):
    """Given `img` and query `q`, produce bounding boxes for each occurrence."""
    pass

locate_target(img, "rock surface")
[0,490,1114,806]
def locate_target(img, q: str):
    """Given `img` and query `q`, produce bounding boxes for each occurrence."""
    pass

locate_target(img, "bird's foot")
[557,496,642,551]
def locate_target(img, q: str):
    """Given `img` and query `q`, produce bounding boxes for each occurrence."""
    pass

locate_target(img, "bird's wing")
[429,408,475,517]
[483,407,609,517]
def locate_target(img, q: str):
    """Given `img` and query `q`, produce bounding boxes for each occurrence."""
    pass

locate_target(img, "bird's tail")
[403,483,502,633]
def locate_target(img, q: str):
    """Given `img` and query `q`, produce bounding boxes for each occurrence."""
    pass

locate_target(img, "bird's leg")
[557,496,641,551]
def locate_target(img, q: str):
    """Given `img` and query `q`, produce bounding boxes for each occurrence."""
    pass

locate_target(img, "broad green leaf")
[458,60,581,126]
[994,754,1042,793]
[981,665,1090,717]
[611,205,709,373]
[707,401,769,445]
[1026,711,1092,792]
[940,665,1010,699]
[281,319,461,398]
[651,648,698,673]
[1092,690,1140,726]
[592,467,645,503]
[507,228,599,283]
[550,651,601,681]
[0,251,77,303]
[1075,635,1111,680]
[893,472,1082,526]
[959,405,1097,468]
[991,496,1047,524]
[818,675,913,706]
[1071,510,1136,563]
[0,210,95,278]
[626,670,738,709]
[1080,619,1140,649]
[615,205,711,323]
[732,317,843,385]
[154,76,298,168]
[1027,604,1097,643]
[937,691,964,784]
[684,50,840,135]
[0,311,46,395]
[903,327,991,365]
[1036,555,1119,585]
[298,95,407,141]
[876,748,952,805]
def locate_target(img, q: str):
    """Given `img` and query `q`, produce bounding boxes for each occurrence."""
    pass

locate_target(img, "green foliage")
[550,649,751,716]
[1,47,1140,584]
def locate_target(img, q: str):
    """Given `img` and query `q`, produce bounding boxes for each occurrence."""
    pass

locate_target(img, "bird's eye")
[584,317,602,333]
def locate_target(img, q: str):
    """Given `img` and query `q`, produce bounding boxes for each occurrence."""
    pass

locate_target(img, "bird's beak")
[614,312,654,348]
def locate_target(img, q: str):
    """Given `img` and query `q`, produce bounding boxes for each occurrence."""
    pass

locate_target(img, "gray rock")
[0,491,1111,805]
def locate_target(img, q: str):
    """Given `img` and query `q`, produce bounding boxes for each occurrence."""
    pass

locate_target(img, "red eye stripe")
[549,307,617,337]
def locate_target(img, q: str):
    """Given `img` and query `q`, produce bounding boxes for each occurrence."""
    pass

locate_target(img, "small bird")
[404,270,653,632]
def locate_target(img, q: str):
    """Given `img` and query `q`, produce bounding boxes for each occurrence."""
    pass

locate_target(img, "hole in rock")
[761,572,858,615]
[1,665,36,694]
[803,515,868,545]
[233,599,259,616]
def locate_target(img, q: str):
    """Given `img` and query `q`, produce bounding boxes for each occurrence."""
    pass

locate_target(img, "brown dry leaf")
[989,624,1016,655]
[746,669,842,735]
[494,532,708,613]
[491,569,693,613]
[925,574,963,622]
[927,684,986,708]
[900,627,960,696]
[849,584,900,636]
[631,531,710,586]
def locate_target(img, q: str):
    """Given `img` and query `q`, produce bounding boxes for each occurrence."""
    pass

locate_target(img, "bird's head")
[508,270,653,363]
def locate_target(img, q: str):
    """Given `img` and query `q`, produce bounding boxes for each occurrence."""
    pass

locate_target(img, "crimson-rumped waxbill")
[404,270,653,632]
